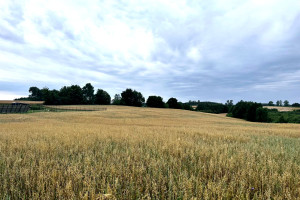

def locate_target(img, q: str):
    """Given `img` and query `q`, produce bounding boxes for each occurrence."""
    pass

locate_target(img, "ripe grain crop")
[0,100,44,105]
[264,106,300,112]
[0,106,300,199]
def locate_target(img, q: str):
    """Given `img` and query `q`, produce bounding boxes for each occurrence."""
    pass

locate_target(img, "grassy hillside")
[0,106,300,199]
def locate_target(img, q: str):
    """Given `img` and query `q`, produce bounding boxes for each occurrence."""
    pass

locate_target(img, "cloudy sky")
[0,0,299,103]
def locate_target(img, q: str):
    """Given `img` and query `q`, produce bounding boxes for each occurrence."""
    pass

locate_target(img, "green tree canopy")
[95,89,111,105]
[167,97,179,109]
[29,86,42,100]
[146,96,165,108]
[59,85,84,105]
[196,102,228,114]
[112,94,121,105]
[121,89,145,107]
[284,100,289,107]
[82,83,95,104]
[229,101,267,122]
[44,89,61,105]
[276,100,283,106]
[292,103,300,107]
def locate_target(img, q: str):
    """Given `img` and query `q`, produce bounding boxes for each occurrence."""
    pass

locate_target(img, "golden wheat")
[0,106,299,199]
[0,100,44,105]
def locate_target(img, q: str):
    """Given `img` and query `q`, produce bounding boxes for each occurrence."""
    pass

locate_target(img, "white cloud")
[187,47,202,62]
[0,91,24,100]
[0,0,299,102]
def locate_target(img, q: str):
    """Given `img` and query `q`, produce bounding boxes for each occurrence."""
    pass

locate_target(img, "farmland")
[0,100,44,105]
[264,106,300,112]
[0,106,300,199]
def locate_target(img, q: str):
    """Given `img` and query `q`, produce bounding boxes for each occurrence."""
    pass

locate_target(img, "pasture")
[0,106,299,199]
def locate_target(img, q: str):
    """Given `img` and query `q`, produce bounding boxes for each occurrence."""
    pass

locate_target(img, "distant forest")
[17,83,300,123]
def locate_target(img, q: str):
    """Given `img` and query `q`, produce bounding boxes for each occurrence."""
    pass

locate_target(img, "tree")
[167,98,179,109]
[44,89,61,105]
[59,85,84,105]
[82,83,95,104]
[268,101,274,106]
[225,100,234,111]
[292,103,300,107]
[256,107,269,122]
[225,100,233,107]
[29,86,43,100]
[284,100,289,107]
[278,115,287,123]
[230,101,263,122]
[276,100,283,106]
[121,89,145,107]
[197,102,228,114]
[146,96,165,108]
[95,89,111,105]
[112,94,121,105]
[245,102,261,122]
[177,102,184,109]
[182,103,192,110]
[29,86,40,99]
[231,101,247,119]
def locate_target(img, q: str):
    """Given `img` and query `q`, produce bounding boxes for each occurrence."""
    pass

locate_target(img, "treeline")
[17,84,192,110]
[266,100,300,107]
[18,84,111,105]
[227,101,300,123]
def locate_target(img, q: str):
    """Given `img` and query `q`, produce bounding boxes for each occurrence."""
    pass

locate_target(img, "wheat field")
[264,106,300,112]
[0,106,300,199]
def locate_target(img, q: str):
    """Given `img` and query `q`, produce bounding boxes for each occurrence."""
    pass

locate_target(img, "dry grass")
[44,105,107,111]
[0,100,44,105]
[264,106,300,112]
[0,106,300,199]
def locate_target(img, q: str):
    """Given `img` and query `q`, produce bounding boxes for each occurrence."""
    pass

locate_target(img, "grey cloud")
[0,0,299,103]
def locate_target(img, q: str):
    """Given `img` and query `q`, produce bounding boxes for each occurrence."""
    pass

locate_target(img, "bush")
[278,115,287,123]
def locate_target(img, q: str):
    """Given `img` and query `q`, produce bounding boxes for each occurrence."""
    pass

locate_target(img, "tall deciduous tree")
[112,94,121,105]
[82,83,95,104]
[59,85,84,105]
[121,89,145,107]
[95,89,111,105]
[29,86,42,100]
[44,89,61,105]
[146,96,165,108]
[167,97,178,109]
[276,100,283,106]
[284,100,289,107]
